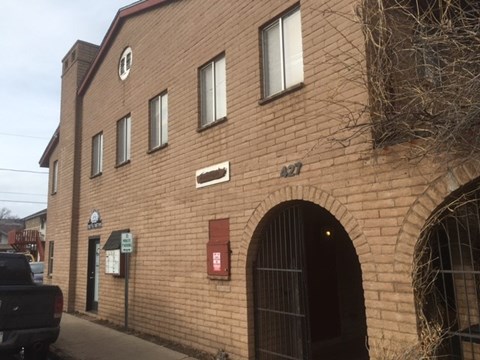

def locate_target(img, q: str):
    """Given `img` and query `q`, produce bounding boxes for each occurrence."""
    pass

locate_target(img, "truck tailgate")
[0,285,60,331]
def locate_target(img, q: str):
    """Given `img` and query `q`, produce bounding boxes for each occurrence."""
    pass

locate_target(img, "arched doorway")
[419,184,480,359]
[253,201,369,359]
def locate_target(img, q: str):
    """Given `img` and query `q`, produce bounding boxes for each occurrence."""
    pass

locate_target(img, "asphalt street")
[4,351,61,360]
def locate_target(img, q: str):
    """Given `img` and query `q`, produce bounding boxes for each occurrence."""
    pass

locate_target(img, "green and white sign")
[121,233,133,253]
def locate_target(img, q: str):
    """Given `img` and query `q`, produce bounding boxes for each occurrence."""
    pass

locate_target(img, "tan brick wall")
[44,41,99,310]
[44,0,480,359]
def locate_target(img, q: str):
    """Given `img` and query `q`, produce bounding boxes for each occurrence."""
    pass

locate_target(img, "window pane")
[52,161,58,193]
[117,119,125,164]
[283,9,304,88]
[264,22,283,97]
[161,93,168,144]
[201,63,214,126]
[126,117,131,160]
[120,58,126,75]
[48,241,54,275]
[215,57,227,119]
[126,52,132,70]
[98,134,103,172]
[92,134,102,175]
[150,97,160,148]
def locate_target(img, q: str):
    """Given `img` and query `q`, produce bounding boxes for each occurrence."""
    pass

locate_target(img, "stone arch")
[394,161,480,272]
[238,184,372,359]
[237,184,372,278]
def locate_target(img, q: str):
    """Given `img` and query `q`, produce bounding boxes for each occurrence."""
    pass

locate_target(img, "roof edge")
[39,126,59,168]
[23,209,47,222]
[78,0,171,96]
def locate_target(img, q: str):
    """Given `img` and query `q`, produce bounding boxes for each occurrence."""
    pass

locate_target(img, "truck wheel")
[23,343,49,360]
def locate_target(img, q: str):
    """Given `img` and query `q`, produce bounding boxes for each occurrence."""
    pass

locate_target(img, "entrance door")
[87,238,100,312]
[253,201,368,360]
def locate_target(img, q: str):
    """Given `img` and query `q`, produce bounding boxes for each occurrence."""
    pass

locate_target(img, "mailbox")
[103,229,129,278]
[207,218,230,278]
[105,249,125,277]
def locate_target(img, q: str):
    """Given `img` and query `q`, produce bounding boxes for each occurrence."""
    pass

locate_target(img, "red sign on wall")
[207,219,230,278]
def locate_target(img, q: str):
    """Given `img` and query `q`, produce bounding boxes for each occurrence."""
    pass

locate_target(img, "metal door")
[254,204,309,359]
[87,238,100,312]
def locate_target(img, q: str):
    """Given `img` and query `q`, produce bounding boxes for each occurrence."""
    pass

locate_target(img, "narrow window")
[117,116,131,165]
[91,132,103,176]
[126,52,132,71]
[262,7,304,98]
[51,160,58,194]
[200,54,227,127]
[149,92,168,150]
[48,241,54,276]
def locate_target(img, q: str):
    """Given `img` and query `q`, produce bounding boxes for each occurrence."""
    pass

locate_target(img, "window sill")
[259,82,304,105]
[197,117,227,133]
[90,172,102,179]
[147,143,168,155]
[115,159,131,169]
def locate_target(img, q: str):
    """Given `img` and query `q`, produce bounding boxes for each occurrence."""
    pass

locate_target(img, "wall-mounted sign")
[196,161,230,188]
[87,209,102,230]
[212,252,221,271]
[207,219,230,279]
[280,161,303,178]
[121,233,134,253]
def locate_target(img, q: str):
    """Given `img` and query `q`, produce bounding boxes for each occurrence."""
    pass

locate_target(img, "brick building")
[39,0,480,359]
[23,209,47,261]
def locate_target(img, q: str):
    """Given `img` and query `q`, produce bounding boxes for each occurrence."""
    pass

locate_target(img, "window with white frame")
[48,241,54,276]
[117,116,131,165]
[51,160,58,194]
[262,7,304,98]
[91,132,103,176]
[200,54,226,127]
[119,47,132,80]
[149,92,168,150]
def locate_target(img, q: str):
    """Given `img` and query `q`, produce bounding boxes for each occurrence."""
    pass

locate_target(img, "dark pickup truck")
[0,253,63,360]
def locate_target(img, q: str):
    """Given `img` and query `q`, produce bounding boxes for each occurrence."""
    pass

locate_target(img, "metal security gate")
[425,189,480,359]
[254,204,309,359]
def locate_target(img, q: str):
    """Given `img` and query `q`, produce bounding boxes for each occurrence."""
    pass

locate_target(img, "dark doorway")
[86,238,100,312]
[253,201,368,360]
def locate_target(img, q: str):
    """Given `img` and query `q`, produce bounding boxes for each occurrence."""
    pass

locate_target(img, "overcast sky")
[0,1,134,218]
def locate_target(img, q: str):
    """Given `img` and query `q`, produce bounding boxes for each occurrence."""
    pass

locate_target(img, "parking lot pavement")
[3,351,59,360]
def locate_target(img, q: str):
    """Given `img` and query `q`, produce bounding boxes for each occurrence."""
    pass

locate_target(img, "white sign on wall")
[195,161,230,189]
[105,250,121,275]
[121,233,134,253]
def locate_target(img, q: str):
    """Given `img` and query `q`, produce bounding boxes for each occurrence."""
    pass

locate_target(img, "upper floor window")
[91,132,103,176]
[51,160,58,194]
[200,54,227,128]
[119,47,132,80]
[117,116,131,165]
[149,92,168,150]
[262,7,304,98]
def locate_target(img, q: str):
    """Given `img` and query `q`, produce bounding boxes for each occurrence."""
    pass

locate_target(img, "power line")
[0,199,47,204]
[0,132,49,140]
[0,191,47,197]
[0,168,48,174]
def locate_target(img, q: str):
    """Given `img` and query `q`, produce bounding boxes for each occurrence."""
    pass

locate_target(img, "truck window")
[0,258,32,285]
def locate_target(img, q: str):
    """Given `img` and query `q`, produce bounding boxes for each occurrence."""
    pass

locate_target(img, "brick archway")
[395,161,480,272]
[237,185,373,272]
[239,185,372,359]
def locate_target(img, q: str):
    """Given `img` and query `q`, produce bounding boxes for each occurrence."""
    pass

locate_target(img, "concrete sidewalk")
[51,313,198,360]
